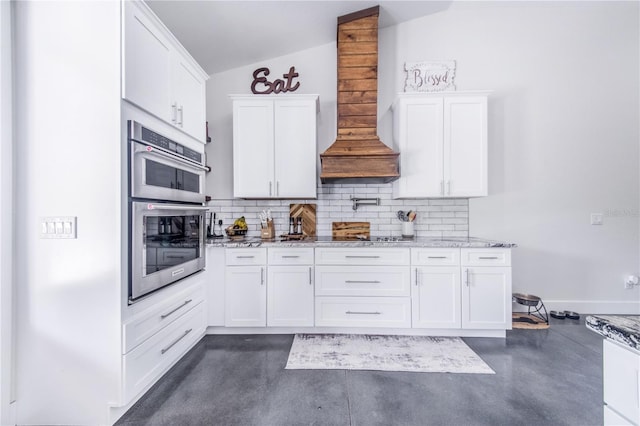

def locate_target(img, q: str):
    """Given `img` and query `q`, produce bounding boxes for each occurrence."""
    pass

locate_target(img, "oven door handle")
[134,142,209,172]
[145,203,211,212]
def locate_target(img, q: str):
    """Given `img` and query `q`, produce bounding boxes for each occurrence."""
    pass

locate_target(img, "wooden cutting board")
[332,222,370,240]
[289,204,317,237]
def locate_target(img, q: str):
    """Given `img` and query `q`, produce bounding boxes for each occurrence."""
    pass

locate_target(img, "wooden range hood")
[320,6,400,184]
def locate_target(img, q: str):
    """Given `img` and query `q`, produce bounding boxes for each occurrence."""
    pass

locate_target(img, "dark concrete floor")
[116,318,604,426]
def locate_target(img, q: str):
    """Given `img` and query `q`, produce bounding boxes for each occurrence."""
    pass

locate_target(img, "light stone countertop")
[586,315,640,351]
[207,236,516,249]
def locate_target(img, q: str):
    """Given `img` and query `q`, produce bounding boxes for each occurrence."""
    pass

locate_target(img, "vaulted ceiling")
[147,1,452,75]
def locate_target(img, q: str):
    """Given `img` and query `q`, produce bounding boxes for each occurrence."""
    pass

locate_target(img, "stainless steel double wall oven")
[128,120,208,302]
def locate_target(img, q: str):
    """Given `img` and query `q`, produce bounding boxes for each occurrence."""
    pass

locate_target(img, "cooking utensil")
[407,211,416,222]
[397,210,406,222]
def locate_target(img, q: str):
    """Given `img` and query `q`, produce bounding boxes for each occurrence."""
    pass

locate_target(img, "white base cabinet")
[123,302,205,403]
[121,277,206,406]
[411,248,511,330]
[603,339,640,425]
[605,405,634,426]
[224,248,267,327]
[461,248,512,330]
[412,266,461,329]
[461,266,512,329]
[223,248,315,327]
[225,266,267,327]
[267,266,314,326]
[315,296,411,328]
[213,247,512,336]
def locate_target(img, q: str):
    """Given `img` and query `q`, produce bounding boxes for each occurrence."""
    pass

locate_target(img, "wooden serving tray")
[332,222,370,240]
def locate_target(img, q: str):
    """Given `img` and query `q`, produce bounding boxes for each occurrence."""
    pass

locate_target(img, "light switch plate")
[590,213,603,225]
[40,216,77,239]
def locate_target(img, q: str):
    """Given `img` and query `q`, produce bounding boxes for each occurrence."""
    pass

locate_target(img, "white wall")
[0,1,15,424]
[206,42,337,199]
[206,1,639,313]
[390,1,639,313]
[13,1,123,424]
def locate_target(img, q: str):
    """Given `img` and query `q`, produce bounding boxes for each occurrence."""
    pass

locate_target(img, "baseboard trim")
[206,326,506,338]
[513,300,640,315]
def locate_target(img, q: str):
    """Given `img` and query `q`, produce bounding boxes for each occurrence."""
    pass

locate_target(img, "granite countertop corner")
[586,314,640,351]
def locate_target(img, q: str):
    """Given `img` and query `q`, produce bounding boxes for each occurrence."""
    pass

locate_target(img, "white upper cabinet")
[123,1,208,142]
[231,95,318,198]
[392,92,489,198]
[123,1,172,123]
[170,56,207,141]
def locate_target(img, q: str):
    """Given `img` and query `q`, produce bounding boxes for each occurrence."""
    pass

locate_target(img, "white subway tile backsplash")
[206,185,469,238]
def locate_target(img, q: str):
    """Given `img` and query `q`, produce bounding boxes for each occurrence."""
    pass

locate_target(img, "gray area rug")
[285,334,495,374]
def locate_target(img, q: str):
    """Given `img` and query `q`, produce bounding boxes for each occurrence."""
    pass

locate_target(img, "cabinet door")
[122,1,171,122]
[443,96,487,197]
[274,99,317,198]
[392,97,444,198]
[171,56,206,141]
[233,100,274,197]
[461,267,511,329]
[224,266,266,327]
[412,266,461,329]
[603,339,640,425]
[267,266,314,327]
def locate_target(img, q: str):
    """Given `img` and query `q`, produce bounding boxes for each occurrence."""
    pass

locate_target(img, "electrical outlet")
[590,213,603,225]
[625,275,639,289]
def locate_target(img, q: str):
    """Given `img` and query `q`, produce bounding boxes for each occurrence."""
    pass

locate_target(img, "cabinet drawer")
[603,339,640,425]
[315,248,410,265]
[226,248,267,265]
[268,247,314,265]
[315,266,410,297]
[123,282,204,354]
[123,301,205,403]
[461,249,511,266]
[315,297,411,328]
[412,248,460,266]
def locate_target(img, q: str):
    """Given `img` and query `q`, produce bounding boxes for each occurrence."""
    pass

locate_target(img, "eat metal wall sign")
[251,66,300,94]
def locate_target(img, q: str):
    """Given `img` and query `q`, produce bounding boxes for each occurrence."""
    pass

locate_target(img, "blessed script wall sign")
[404,61,456,92]
[251,66,300,94]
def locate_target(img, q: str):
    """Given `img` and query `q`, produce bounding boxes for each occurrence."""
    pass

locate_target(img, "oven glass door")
[131,141,206,203]
[130,202,207,301]
[145,214,201,275]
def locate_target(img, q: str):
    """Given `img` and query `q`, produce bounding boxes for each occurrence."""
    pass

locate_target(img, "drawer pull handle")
[282,255,300,258]
[160,299,193,319]
[345,280,380,284]
[345,255,380,259]
[346,311,381,315]
[237,255,255,259]
[161,328,192,354]
[427,256,447,259]
[478,256,499,260]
